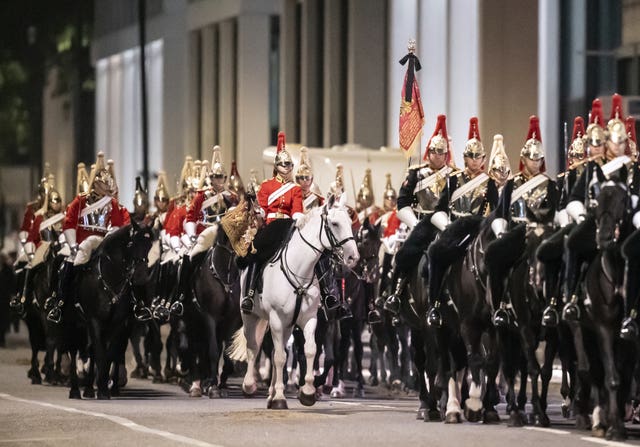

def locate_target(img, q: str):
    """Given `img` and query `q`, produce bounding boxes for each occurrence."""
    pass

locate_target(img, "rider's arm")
[291,186,304,220]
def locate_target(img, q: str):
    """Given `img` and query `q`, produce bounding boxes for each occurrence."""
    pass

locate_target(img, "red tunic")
[20,204,36,233]
[382,210,401,237]
[258,176,303,224]
[27,214,43,246]
[62,195,130,244]
[164,204,187,237]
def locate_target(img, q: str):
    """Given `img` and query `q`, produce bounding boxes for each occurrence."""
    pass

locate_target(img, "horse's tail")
[226,328,248,362]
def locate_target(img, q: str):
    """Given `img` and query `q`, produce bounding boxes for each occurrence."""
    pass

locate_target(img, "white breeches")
[30,242,51,268]
[74,236,104,266]
[147,239,161,267]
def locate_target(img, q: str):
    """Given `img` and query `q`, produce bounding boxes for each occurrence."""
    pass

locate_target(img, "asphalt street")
[2,322,640,447]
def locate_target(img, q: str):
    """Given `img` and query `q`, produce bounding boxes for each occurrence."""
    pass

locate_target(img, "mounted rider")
[538,115,589,327]
[425,118,503,328]
[47,152,138,323]
[383,114,457,315]
[356,169,383,225]
[561,94,634,324]
[240,131,304,314]
[487,115,558,328]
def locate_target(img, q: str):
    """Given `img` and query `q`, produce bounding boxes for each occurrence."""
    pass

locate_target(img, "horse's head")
[126,220,154,285]
[356,218,382,282]
[321,193,360,268]
[595,180,629,250]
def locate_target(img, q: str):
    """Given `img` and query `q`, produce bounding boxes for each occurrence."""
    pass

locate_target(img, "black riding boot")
[10,261,27,311]
[426,257,448,328]
[169,255,191,316]
[11,266,32,315]
[47,261,74,323]
[241,263,259,314]
[538,229,567,328]
[621,261,640,340]
[383,275,406,315]
[315,256,340,312]
[561,248,581,322]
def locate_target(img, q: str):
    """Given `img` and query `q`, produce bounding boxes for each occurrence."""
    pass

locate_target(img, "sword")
[563,121,568,171]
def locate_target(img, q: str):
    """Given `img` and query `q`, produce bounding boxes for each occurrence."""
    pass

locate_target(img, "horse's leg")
[461,321,483,422]
[499,328,522,426]
[540,326,559,414]
[267,315,289,409]
[521,323,547,427]
[147,320,163,382]
[351,318,365,397]
[410,329,428,420]
[596,324,625,440]
[558,323,576,418]
[129,322,146,378]
[299,315,319,406]
[67,348,81,399]
[89,318,109,399]
[368,331,380,386]
[482,327,501,424]
[205,314,221,398]
[242,315,268,396]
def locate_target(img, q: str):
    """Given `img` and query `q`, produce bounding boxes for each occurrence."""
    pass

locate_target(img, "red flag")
[399,51,424,158]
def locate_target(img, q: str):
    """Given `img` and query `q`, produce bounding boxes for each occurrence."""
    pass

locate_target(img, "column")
[539,0,560,174]
[279,0,299,140]
[301,0,322,146]
[201,25,218,154]
[218,19,236,168]
[323,0,346,147]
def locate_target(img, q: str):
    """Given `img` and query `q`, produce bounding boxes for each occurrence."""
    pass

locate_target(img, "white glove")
[18,231,28,245]
[554,209,570,228]
[24,241,36,261]
[184,221,197,239]
[170,235,182,253]
[491,217,508,238]
[160,230,170,251]
[633,211,640,229]
[430,211,450,232]
[632,194,639,209]
[292,212,304,221]
[181,234,193,249]
[566,200,586,223]
[381,235,396,254]
[63,228,77,248]
[397,207,418,230]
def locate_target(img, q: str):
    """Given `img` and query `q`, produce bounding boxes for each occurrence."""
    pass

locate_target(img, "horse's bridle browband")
[298,207,355,256]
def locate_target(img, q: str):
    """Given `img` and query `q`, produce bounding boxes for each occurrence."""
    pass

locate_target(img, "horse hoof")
[83,388,95,399]
[97,391,110,400]
[445,412,462,424]
[208,386,221,399]
[190,388,202,398]
[369,377,379,387]
[270,399,288,410]
[152,374,163,384]
[561,404,570,419]
[69,389,81,399]
[219,388,229,398]
[592,424,606,438]
[575,414,591,431]
[606,425,627,441]
[417,408,426,421]
[425,409,442,422]
[242,383,257,396]
[110,388,120,397]
[31,375,42,385]
[299,391,316,407]
[465,408,483,423]
[483,410,500,424]
[508,411,524,427]
[535,414,550,427]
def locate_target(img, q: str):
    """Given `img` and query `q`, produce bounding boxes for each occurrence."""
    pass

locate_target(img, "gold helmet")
[154,170,170,203]
[178,156,196,194]
[607,93,627,145]
[228,161,245,195]
[89,152,117,197]
[274,131,293,166]
[626,116,637,159]
[133,176,149,214]
[568,116,586,165]
[192,160,203,189]
[424,114,450,160]
[586,98,605,148]
[520,116,546,172]
[463,117,486,159]
[383,173,397,212]
[330,163,344,196]
[356,168,374,212]
[210,145,226,178]
[47,187,62,212]
[76,163,91,195]
[296,147,313,179]
[488,134,512,181]
[199,160,212,189]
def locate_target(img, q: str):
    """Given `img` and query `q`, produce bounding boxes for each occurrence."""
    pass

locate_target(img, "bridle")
[298,206,355,260]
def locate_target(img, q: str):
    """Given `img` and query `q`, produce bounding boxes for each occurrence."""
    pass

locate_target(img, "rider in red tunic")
[240,131,304,313]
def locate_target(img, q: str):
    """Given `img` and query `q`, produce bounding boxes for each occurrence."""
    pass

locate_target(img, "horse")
[182,226,242,398]
[229,193,359,409]
[73,221,154,399]
[427,215,502,424]
[567,180,636,440]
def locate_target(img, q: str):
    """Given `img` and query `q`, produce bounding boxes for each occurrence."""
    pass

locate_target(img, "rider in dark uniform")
[486,116,558,328]
[383,114,458,315]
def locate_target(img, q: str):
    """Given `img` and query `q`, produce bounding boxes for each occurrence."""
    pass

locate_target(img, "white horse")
[229,193,359,409]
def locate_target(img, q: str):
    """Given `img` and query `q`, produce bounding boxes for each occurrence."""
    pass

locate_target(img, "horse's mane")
[295,206,322,229]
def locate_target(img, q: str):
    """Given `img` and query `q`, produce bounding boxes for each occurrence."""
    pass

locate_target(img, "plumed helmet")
[488,134,512,180]
[424,114,450,163]
[296,147,313,178]
[179,156,196,193]
[76,163,91,196]
[383,173,397,212]
[210,145,226,177]
[133,176,149,211]
[154,170,170,202]
[330,163,345,196]
[568,116,586,164]
[274,131,293,166]
[463,117,486,159]
[356,168,374,211]
[607,93,628,145]
[626,116,637,159]
[586,98,606,148]
[519,116,546,172]
[227,161,245,195]
[89,152,117,197]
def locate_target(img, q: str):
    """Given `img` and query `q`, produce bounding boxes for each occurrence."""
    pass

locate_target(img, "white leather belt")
[267,212,290,219]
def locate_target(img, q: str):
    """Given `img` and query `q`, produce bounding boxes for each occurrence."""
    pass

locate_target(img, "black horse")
[73,222,153,399]
[182,227,242,398]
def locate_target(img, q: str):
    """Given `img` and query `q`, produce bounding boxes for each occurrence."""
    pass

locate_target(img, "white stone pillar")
[539,0,560,174]
[323,0,346,147]
[301,0,322,147]
[237,14,271,180]
[201,25,218,154]
[218,20,236,169]
[279,0,299,140]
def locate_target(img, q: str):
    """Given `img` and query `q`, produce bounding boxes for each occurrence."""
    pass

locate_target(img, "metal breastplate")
[510,175,549,222]
[200,190,228,226]
[79,200,112,233]
[449,174,488,218]
[415,171,446,213]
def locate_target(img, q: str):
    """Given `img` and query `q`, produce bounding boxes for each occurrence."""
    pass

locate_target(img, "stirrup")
[153,302,170,320]
[337,302,353,321]
[426,304,442,328]
[368,309,382,325]
[44,296,56,311]
[492,307,511,328]
[241,296,254,314]
[383,294,401,314]
[541,303,559,328]
[374,295,386,309]
[322,294,340,311]
[620,317,639,341]
[47,306,62,324]
[561,297,580,322]
[9,295,20,308]
[169,301,184,316]
[134,304,153,322]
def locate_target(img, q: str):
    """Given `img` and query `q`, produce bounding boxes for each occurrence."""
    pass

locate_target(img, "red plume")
[572,116,585,140]
[610,93,624,120]
[424,114,450,162]
[526,115,542,143]
[589,98,604,125]
[626,116,637,143]
[467,117,481,141]
[276,131,286,153]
